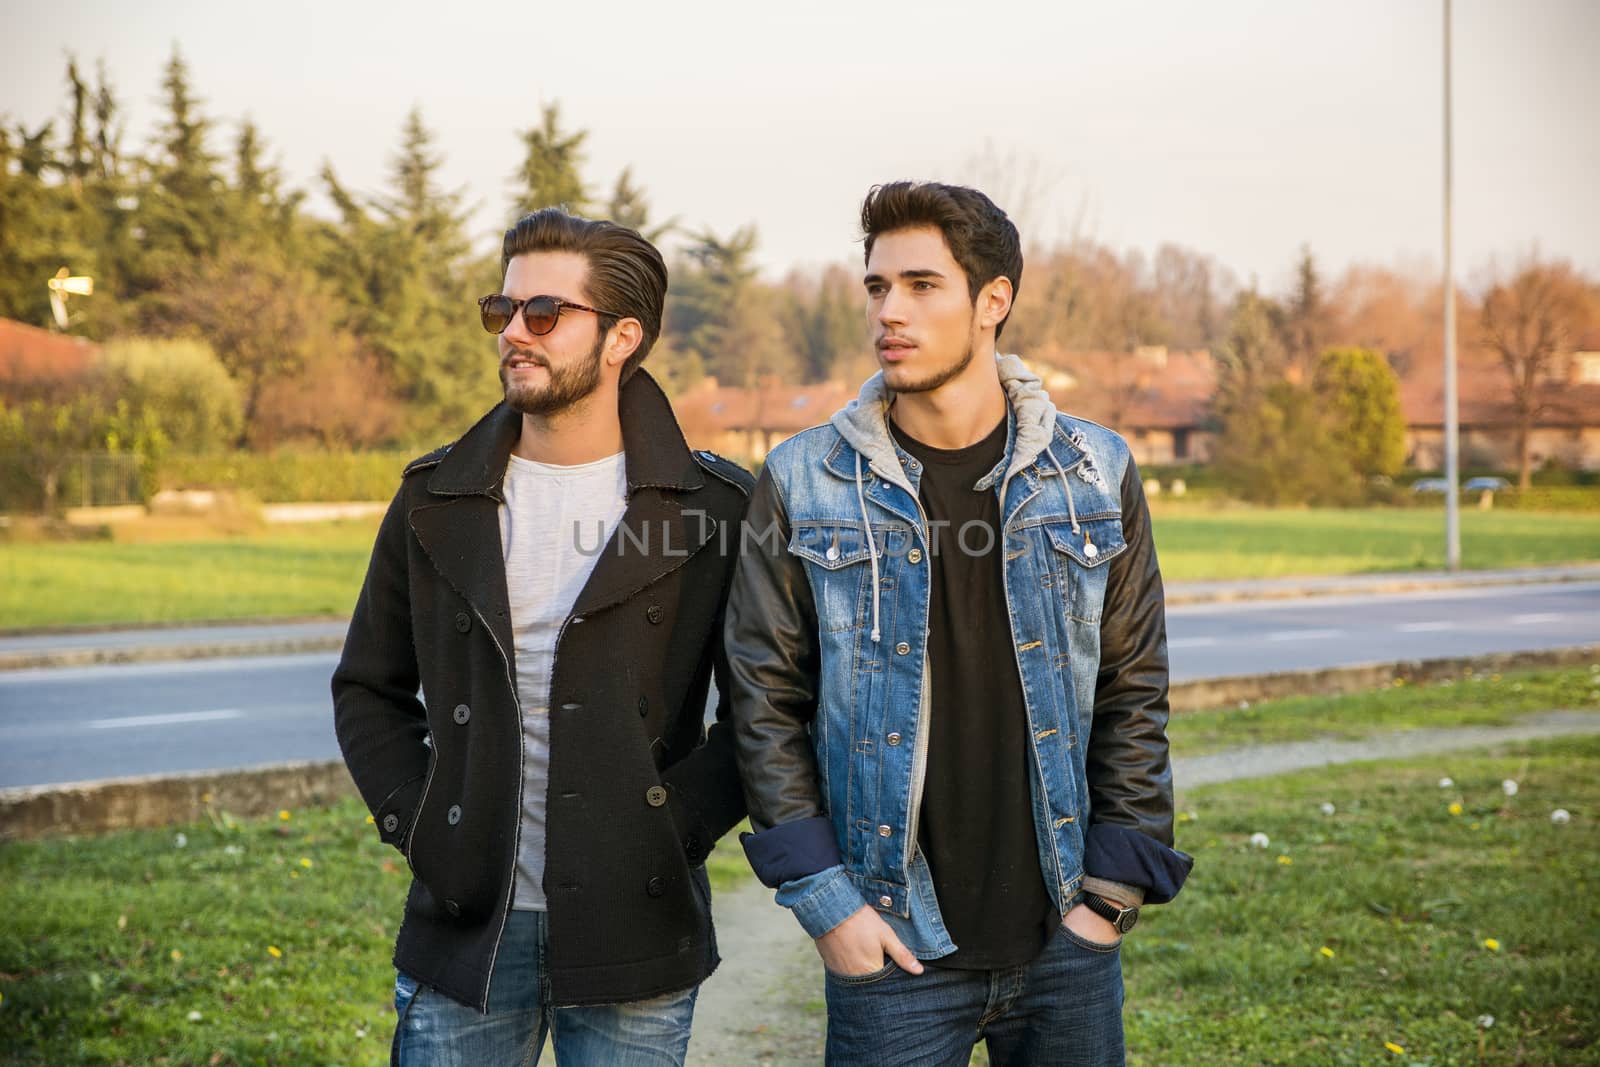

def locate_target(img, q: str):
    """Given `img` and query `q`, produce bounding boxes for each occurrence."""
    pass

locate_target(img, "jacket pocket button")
[446,804,462,826]
[878,895,893,908]
[907,548,923,564]
[444,899,461,917]
[382,813,399,833]
[878,825,892,837]
[895,642,911,655]
[454,612,471,633]
[645,786,668,808]
[452,704,470,725]
[646,876,666,897]
[886,732,902,746]
[646,604,665,624]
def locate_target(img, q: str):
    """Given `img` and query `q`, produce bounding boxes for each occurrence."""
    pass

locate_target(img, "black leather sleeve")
[724,467,829,836]
[1085,458,1190,900]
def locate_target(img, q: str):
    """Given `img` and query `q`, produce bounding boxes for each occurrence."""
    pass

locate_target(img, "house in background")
[1404,331,1600,472]
[672,377,855,463]
[1018,346,1217,466]
[0,317,99,394]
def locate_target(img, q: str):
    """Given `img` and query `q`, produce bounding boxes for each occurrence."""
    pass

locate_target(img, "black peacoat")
[332,370,753,1010]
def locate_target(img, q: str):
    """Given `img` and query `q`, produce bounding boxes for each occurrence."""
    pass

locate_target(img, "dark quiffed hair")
[860,181,1023,340]
[501,208,669,381]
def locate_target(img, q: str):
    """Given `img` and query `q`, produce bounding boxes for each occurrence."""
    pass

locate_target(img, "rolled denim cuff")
[775,864,867,939]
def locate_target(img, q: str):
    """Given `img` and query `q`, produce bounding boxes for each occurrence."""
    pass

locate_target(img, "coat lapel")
[571,487,716,618]
[409,495,517,661]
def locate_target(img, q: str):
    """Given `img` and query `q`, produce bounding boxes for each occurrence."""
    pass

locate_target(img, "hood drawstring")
[854,451,882,643]
[1049,449,1098,560]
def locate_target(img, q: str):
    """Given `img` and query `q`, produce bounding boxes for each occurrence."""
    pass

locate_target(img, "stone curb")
[2,645,1593,841]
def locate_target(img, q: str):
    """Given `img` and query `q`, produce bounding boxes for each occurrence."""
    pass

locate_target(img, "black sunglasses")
[477,293,622,336]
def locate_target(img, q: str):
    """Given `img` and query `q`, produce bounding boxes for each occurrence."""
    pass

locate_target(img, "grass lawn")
[1125,736,1600,1066]
[1169,665,1600,756]
[0,521,381,629]
[4,506,1598,629]
[1149,505,1600,579]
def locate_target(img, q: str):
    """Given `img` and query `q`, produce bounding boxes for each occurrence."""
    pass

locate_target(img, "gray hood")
[828,353,1061,491]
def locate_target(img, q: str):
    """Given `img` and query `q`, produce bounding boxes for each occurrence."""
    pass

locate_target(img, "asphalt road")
[1,582,1595,789]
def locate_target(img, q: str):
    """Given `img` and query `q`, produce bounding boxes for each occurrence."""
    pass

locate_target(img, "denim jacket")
[725,355,1192,957]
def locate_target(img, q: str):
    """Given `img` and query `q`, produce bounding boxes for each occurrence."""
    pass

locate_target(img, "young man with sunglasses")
[334,208,752,1066]
[726,182,1193,1065]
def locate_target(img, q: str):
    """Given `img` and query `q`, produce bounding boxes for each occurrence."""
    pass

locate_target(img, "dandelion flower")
[174,833,187,848]
[1392,678,1406,688]
[1483,938,1500,951]
[187,1010,202,1022]
[1439,777,1454,788]
[201,792,213,804]
[365,814,375,825]
[1551,809,1571,824]
[1448,802,1463,816]
[170,949,183,962]
[1502,779,1518,797]
[1477,1014,1495,1029]
[299,857,313,869]
[1277,855,1293,866]
[278,810,291,821]
[267,945,282,959]
[1319,946,1335,958]
[289,871,299,880]
[1384,1041,1404,1055]
[1320,802,1336,816]
[1249,832,1270,849]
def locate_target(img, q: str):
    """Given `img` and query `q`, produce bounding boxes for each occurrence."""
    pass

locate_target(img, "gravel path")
[680,709,1600,1065]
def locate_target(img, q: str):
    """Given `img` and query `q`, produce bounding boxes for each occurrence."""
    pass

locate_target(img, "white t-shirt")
[498,450,628,910]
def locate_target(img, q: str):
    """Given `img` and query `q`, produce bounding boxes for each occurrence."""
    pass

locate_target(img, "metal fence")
[0,451,143,513]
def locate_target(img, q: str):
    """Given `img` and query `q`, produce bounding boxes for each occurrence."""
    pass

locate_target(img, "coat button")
[878,895,893,908]
[907,548,923,564]
[646,604,664,624]
[454,612,471,633]
[382,813,399,833]
[444,899,461,917]
[452,704,470,725]
[878,825,892,837]
[886,732,902,746]
[446,804,462,826]
[645,786,668,807]
[646,876,666,897]
[895,642,910,655]
[638,696,649,718]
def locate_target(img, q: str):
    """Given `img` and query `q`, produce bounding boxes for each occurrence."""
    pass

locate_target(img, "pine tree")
[511,103,587,216]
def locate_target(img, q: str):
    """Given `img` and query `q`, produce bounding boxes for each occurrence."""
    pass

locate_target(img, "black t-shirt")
[891,413,1056,970]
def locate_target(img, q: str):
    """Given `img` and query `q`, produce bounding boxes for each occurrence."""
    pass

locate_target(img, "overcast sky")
[2,0,1596,291]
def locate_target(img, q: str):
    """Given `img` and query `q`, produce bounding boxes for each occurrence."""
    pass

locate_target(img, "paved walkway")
[680,709,1600,1066]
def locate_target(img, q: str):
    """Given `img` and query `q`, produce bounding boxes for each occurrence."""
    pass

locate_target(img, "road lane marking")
[1510,613,1563,625]
[1396,621,1457,632]
[1266,629,1344,642]
[87,709,245,729]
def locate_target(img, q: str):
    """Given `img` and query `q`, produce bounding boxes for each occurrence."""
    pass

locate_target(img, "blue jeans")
[824,923,1125,1067]
[391,910,698,1067]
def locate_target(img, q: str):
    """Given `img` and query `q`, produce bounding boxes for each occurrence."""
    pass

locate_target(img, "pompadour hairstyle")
[860,181,1024,340]
[501,209,669,381]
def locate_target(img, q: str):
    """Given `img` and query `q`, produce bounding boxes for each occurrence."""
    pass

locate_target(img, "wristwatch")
[1081,892,1140,934]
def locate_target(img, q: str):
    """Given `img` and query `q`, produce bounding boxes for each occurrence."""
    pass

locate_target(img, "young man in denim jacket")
[726,181,1192,1066]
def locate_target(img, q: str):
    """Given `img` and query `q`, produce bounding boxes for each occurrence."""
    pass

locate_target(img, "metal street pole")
[1443,0,1462,571]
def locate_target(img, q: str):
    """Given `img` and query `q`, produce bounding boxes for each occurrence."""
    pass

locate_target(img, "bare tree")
[1477,258,1595,487]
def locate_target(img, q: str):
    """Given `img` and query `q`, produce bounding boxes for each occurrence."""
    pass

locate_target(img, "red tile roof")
[0,317,99,388]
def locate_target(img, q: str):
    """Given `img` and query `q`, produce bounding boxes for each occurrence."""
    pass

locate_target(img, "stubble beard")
[883,318,981,396]
[500,334,606,416]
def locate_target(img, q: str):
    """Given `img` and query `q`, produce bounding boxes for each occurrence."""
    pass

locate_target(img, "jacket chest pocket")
[1045,516,1127,623]
[788,521,879,634]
